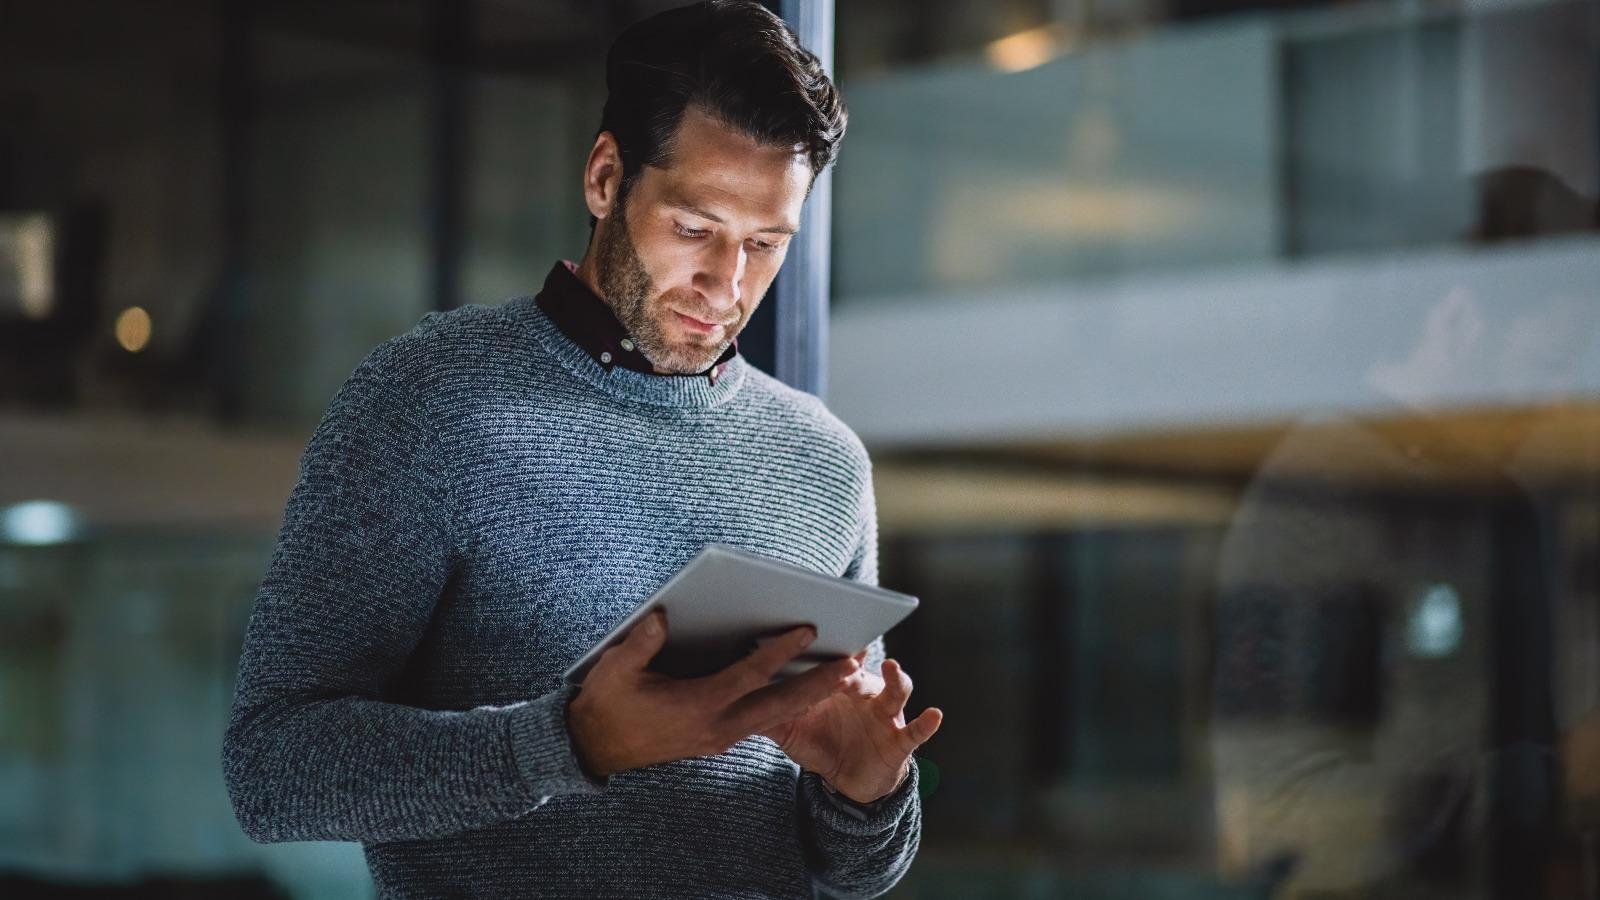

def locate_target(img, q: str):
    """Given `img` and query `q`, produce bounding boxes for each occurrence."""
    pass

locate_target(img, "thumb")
[612,608,668,670]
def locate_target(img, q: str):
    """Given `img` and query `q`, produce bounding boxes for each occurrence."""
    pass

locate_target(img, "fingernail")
[800,627,817,648]
[645,612,662,636]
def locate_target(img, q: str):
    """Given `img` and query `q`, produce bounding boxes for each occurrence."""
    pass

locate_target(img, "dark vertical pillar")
[1487,495,1558,900]
[751,0,833,397]
[1027,532,1074,781]
[880,534,925,668]
[1594,48,1600,198]
[216,0,255,422]
[429,0,472,312]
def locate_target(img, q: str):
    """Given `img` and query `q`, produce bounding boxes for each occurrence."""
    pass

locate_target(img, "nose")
[694,238,745,315]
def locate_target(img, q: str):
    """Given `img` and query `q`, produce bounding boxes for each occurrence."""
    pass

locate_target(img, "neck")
[570,251,677,376]
[571,253,606,310]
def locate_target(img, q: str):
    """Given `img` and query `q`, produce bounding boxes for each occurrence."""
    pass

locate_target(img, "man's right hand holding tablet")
[567,609,863,781]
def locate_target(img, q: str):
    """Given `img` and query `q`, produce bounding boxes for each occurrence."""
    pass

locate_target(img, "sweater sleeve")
[221,351,603,845]
[799,460,925,898]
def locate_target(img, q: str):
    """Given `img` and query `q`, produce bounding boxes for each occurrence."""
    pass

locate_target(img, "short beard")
[594,188,736,375]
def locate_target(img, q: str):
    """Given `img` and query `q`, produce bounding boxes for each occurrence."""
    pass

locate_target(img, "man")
[221,3,943,897]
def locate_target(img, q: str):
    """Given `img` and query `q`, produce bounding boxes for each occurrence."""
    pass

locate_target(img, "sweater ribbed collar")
[535,260,739,383]
[508,290,749,410]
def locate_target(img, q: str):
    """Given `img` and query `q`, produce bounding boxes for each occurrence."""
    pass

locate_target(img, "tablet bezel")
[561,543,919,685]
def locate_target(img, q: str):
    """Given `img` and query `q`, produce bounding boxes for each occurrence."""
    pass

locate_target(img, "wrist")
[824,757,913,806]
[564,691,615,782]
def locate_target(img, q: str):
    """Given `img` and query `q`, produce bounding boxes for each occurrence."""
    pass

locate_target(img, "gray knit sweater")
[221,294,922,899]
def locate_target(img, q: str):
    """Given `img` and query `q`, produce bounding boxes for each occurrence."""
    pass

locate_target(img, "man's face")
[587,107,812,374]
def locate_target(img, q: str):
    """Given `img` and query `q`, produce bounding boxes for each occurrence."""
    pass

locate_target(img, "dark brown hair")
[598,0,846,201]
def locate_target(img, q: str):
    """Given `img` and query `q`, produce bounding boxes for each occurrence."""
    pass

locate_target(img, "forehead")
[645,107,811,224]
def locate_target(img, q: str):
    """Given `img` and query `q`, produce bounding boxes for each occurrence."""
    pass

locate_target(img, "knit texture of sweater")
[221,294,922,899]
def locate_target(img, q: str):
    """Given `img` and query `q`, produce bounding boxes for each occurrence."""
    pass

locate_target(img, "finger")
[837,666,881,699]
[724,655,859,735]
[903,706,943,747]
[608,608,668,671]
[873,659,913,719]
[717,624,817,696]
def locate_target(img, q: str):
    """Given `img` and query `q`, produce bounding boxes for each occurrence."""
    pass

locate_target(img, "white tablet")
[562,543,919,685]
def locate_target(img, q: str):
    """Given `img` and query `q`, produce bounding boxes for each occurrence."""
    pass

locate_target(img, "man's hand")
[567,609,861,779]
[762,649,943,805]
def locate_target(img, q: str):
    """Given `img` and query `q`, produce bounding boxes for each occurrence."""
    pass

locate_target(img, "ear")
[583,132,625,222]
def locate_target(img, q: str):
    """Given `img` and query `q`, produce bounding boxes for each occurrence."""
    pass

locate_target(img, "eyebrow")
[669,202,799,236]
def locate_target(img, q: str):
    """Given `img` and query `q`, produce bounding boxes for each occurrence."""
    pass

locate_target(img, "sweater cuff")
[802,760,920,835]
[508,683,608,800]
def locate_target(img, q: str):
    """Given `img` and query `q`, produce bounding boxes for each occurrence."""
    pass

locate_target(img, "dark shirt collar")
[534,260,738,385]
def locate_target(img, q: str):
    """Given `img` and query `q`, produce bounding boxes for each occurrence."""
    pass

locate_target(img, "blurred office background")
[2,0,1598,897]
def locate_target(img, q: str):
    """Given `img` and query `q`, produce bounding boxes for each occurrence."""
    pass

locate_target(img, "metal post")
[1487,496,1558,900]
[429,0,472,312]
[770,0,835,398]
[216,0,255,422]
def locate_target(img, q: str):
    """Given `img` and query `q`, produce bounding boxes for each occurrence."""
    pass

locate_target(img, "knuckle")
[738,655,769,683]
[744,660,779,693]
[719,668,757,703]
[704,723,739,756]
[708,677,743,710]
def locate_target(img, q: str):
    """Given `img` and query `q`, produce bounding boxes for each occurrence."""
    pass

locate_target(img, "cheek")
[632,236,696,291]
[740,249,782,282]
[741,258,784,301]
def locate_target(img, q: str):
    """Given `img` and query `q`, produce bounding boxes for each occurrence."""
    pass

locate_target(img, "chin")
[647,338,722,374]
[661,351,724,374]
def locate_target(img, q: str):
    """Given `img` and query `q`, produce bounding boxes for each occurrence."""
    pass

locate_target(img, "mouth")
[672,310,730,335]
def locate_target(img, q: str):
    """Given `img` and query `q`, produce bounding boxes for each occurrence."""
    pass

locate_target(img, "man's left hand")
[761,652,943,805]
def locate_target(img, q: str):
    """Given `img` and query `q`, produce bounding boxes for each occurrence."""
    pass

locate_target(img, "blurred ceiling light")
[986,24,1072,73]
[115,306,153,353]
[932,178,1207,283]
[1,500,81,546]
[16,214,55,320]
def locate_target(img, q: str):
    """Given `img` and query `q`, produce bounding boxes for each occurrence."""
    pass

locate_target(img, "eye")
[673,222,709,239]
[748,238,782,254]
